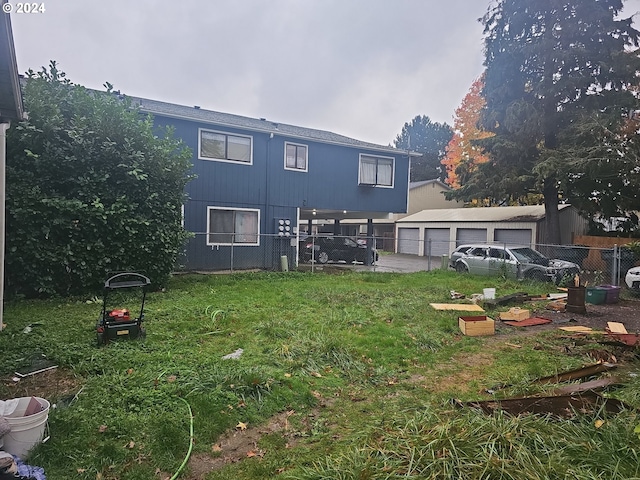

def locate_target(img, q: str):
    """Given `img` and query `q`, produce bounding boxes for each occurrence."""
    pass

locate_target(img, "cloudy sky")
[9,0,640,146]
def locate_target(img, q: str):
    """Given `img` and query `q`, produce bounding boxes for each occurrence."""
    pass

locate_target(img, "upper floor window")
[284,142,308,172]
[207,206,260,246]
[359,154,394,187]
[199,129,252,164]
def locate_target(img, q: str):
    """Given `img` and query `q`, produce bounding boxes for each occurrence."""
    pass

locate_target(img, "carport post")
[366,219,373,266]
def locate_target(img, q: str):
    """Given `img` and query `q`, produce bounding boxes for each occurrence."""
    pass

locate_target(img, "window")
[489,248,508,260]
[359,154,394,187]
[199,129,252,164]
[284,142,308,171]
[207,207,259,245]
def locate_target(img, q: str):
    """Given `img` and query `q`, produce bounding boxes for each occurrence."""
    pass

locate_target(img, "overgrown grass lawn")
[2,270,640,479]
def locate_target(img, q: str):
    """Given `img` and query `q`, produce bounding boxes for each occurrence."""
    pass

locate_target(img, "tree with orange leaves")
[441,75,493,189]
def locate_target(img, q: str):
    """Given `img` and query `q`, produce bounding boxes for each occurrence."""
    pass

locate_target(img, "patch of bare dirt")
[417,352,495,395]
[0,368,83,402]
[494,296,640,335]
[183,410,297,480]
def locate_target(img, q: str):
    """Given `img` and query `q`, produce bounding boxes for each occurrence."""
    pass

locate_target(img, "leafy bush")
[5,62,194,297]
[626,241,640,260]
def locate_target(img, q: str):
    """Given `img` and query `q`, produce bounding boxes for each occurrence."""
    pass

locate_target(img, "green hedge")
[5,63,194,297]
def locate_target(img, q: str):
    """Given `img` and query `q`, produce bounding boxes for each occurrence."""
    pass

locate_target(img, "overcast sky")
[9,0,640,146]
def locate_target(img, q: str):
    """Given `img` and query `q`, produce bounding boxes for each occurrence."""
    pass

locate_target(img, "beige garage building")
[395,205,588,257]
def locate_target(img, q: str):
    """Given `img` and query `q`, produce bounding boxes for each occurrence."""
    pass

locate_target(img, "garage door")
[456,228,487,246]
[494,228,532,246]
[397,228,420,255]
[424,228,450,256]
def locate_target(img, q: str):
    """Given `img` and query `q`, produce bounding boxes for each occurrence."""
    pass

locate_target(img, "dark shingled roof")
[129,95,409,155]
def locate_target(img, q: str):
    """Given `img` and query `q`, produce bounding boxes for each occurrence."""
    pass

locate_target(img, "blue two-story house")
[131,96,411,271]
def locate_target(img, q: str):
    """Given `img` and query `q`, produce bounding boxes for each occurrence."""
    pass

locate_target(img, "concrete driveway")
[358,253,448,273]
[298,253,449,273]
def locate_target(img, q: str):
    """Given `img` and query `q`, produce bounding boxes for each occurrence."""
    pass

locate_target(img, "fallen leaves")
[236,421,248,431]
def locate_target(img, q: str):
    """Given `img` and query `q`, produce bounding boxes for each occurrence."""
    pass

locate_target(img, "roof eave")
[0,8,24,122]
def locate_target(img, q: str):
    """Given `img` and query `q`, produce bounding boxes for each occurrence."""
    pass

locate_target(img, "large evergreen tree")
[394,115,452,182]
[452,0,640,242]
[6,63,193,297]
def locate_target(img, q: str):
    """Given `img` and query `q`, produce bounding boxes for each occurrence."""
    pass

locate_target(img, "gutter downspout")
[0,122,9,330]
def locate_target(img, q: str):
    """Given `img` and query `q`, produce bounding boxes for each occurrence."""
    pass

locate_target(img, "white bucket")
[2,397,50,458]
[483,288,496,300]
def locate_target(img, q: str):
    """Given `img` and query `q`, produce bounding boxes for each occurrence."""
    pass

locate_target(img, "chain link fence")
[176,233,638,287]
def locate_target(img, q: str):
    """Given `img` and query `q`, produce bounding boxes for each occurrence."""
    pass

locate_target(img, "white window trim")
[198,128,254,165]
[358,154,395,188]
[284,141,309,172]
[206,206,261,246]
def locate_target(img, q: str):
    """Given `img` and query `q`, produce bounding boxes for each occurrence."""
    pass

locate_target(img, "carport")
[298,208,393,265]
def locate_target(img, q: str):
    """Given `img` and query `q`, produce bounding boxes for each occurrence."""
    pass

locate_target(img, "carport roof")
[397,205,572,223]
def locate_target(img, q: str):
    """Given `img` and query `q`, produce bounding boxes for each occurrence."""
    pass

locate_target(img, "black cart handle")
[104,272,151,289]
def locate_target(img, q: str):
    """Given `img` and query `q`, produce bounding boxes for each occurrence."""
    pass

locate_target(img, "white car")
[625,266,640,293]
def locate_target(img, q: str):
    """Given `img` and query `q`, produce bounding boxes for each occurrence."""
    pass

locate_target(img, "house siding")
[151,113,409,270]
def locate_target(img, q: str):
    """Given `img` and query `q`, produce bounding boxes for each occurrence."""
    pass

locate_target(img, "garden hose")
[169,397,194,480]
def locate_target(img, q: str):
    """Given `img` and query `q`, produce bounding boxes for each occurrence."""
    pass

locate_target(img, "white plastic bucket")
[2,397,50,458]
[483,288,496,300]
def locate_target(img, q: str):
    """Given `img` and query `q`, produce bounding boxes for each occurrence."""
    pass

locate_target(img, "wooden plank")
[459,390,630,418]
[553,377,621,395]
[430,303,485,312]
[607,322,628,334]
[559,326,593,332]
[548,293,568,299]
[532,362,617,385]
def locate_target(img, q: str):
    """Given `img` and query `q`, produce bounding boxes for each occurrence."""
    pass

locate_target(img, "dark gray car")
[299,236,378,264]
[449,244,581,284]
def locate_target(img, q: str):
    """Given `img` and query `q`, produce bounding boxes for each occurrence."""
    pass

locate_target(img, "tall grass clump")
[291,407,640,479]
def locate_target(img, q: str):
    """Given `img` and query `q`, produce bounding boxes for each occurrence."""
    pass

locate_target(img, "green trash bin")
[586,287,606,305]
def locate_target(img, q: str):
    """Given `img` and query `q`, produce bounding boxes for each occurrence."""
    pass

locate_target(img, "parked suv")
[449,244,581,284]
[299,236,378,264]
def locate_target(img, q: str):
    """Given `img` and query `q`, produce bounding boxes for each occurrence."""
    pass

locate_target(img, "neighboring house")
[131,96,411,270]
[340,178,463,248]
[404,179,464,215]
[0,5,25,329]
[395,204,588,257]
